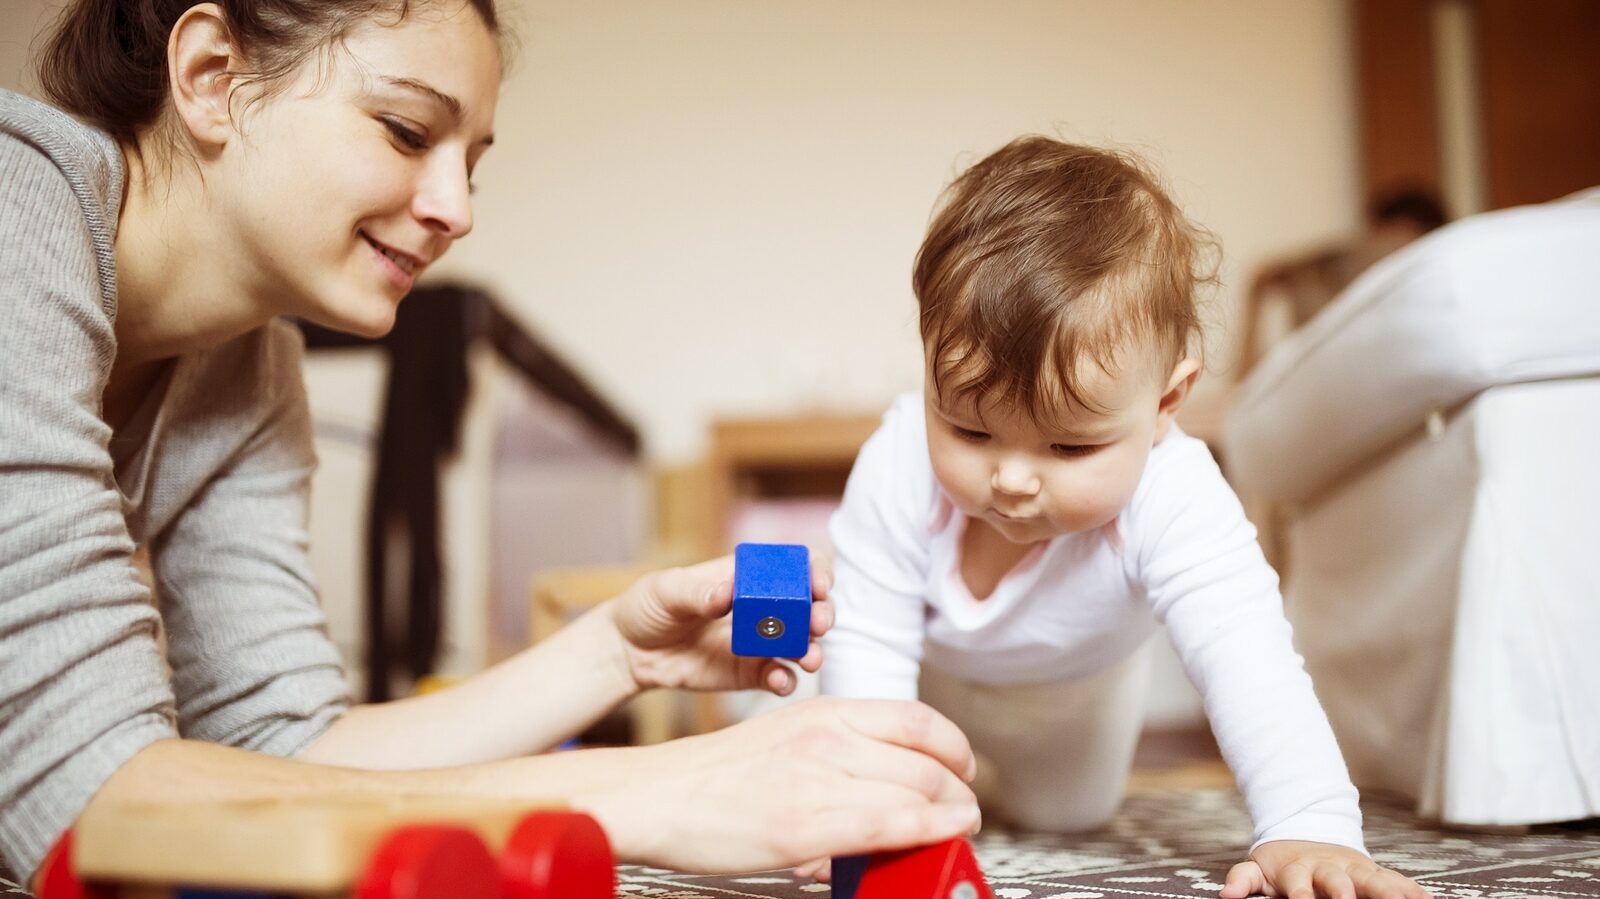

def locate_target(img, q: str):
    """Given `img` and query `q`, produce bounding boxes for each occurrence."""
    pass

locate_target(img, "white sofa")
[1223,190,1600,826]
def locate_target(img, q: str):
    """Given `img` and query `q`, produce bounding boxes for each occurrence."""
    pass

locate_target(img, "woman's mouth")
[362,232,420,287]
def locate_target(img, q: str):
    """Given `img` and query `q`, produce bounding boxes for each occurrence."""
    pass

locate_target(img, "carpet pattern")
[4,789,1596,897]
[614,789,1600,899]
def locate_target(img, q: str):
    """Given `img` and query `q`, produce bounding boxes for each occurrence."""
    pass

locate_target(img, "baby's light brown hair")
[914,136,1216,421]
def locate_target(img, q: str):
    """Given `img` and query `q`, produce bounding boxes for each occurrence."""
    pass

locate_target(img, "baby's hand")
[1221,840,1430,899]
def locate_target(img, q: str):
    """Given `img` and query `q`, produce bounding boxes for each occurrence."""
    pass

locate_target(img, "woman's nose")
[414,166,474,240]
[991,458,1041,497]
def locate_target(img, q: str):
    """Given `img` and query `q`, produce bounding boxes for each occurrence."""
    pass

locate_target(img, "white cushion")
[1224,189,1600,503]
[1282,379,1600,824]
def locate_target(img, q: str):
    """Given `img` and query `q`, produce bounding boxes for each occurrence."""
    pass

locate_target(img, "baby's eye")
[382,118,429,151]
[1050,443,1100,458]
[952,426,990,443]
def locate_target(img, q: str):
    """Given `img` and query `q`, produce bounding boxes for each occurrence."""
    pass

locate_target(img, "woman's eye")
[953,426,990,442]
[1051,443,1099,457]
[383,118,429,151]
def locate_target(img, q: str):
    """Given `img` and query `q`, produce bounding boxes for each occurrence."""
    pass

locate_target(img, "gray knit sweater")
[0,89,350,883]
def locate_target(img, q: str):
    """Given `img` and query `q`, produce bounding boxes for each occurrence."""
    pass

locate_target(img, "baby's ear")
[1154,358,1201,441]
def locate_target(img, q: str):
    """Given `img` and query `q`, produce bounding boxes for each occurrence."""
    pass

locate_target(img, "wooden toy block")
[829,853,869,899]
[854,838,993,899]
[730,542,811,658]
[36,795,613,899]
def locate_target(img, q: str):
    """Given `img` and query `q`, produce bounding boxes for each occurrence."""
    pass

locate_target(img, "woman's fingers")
[790,780,980,860]
[586,698,983,874]
[648,561,734,620]
[809,595,835,636]
[827,732,976,804]
[825,698,978,783]
[762,661,797,695]
[811,547,835,597]
[792,858,831,881]
[794,635,824,673]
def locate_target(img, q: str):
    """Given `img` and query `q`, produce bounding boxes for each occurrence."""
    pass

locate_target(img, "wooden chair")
[528,564,683,745]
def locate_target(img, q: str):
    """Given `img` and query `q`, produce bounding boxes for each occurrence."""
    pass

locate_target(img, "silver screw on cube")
[757,616,785,639]
[950,882,978,899]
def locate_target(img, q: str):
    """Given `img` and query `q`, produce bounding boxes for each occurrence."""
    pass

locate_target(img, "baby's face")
[924,342,1185,545]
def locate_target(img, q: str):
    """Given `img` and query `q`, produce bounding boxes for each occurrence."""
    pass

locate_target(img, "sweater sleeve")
[1132,439,1366,854]
[151,323,351,756]
[819,394,932,701]
[0,130,177,883]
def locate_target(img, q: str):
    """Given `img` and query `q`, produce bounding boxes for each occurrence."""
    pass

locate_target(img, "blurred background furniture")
[704,413,883,554]
[528,563,679,744]
[1223,189,1600,825]
[301,286,646,701]
[520,411,882,742]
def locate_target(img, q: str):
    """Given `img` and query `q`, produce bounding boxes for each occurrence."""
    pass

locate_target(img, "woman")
[0,0,980,885]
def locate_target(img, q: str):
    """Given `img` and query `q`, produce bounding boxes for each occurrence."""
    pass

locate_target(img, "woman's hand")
[1222,840,1431,899]
[606,553,834,696]
[572,696,980,873]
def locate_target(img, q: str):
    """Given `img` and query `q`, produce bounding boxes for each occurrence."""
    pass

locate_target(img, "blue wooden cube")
[830,853,870,899]
[731,542,812,658]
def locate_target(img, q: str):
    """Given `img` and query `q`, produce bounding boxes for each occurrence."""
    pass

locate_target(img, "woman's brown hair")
[38,0,500,147]
[914,136,1217,421]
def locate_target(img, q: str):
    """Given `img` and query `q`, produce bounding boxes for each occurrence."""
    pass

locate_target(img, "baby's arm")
[820,395,935,701]
[1136,442,1361,849]
[1134,443,1429,899]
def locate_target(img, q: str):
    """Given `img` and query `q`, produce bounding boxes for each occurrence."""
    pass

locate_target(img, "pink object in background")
[726,497,840,555]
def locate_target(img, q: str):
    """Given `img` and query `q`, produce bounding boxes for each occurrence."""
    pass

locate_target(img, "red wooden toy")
[855,837,994,899]
[354,825,501,899]
[499,811,614,899]
[33,798,614,899]
[34,831,114,899]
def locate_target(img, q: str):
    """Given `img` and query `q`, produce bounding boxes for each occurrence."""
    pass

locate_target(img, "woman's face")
[213,3,501,337]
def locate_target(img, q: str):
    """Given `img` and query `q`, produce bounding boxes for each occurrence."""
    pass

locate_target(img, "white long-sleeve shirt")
[821,392,1366,853]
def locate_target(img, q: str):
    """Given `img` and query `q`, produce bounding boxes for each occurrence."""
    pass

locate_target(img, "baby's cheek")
[1057,493,1120,532]
[928,446,985,509]
[1053,469,1136,530]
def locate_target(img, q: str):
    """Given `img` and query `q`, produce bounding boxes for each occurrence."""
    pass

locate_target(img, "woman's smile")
[361,231,422,291]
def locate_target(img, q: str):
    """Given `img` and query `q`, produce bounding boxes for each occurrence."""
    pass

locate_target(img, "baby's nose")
[992,460,1041,496]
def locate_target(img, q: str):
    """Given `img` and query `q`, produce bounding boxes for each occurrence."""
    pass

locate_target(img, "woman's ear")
[167,3,241,150]
[1153,357,1201,442]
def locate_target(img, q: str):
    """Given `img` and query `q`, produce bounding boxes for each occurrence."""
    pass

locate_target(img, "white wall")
[0,0,53,94]
[442,0,1362,459]
[4,0,1361,459]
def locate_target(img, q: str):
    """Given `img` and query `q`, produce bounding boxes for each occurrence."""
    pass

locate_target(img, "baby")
[821,137,1428,899]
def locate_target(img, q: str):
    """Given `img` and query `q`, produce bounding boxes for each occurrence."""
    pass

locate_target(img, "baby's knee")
[990,784,1124,834]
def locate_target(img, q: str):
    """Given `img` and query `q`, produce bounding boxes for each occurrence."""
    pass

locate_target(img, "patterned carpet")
[5,789,1596,897]
[615,789,1600,899]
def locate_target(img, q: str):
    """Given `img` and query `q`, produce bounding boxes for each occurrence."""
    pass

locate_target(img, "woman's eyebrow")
[380,75,462,120]
[377,75,495,146]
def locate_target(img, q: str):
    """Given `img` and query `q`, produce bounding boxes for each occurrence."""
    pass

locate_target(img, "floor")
[617,783,1600,898]
[609,728,1600,898]
[7,733,1595,898]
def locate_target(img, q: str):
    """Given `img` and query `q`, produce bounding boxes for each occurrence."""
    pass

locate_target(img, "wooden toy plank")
[73,794,564,894]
